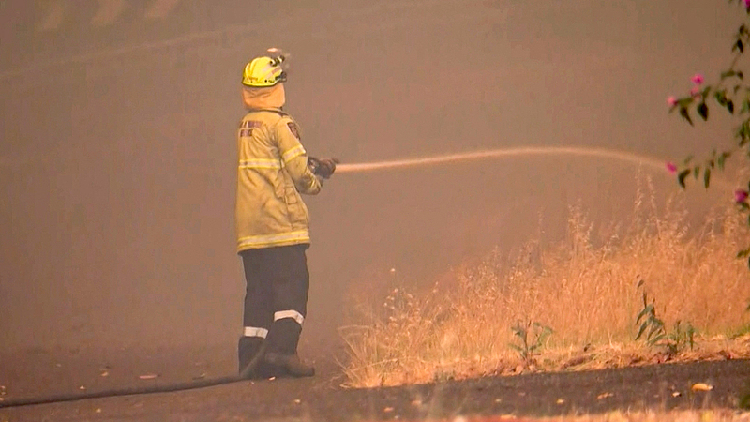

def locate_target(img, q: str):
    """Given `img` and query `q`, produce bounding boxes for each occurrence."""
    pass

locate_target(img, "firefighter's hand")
[309,157,339,179]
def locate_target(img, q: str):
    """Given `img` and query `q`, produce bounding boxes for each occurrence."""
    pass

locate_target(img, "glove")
[308,157,339,179]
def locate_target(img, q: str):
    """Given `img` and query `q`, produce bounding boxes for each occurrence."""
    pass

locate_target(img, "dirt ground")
[1,345,748,422]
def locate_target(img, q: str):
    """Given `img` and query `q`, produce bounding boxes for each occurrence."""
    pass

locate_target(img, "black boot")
[238,337,265,379]
[262,319,314,378]
[263,352,315,378]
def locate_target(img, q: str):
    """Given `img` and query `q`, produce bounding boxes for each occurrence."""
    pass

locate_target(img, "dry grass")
[536,409,750,422]
[360,410,750,421]
[340,178,750,388]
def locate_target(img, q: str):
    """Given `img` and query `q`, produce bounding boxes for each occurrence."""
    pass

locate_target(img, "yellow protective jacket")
[234,91,322,252]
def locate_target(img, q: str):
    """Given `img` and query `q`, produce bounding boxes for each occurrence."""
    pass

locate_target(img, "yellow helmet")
[242,48,288,87]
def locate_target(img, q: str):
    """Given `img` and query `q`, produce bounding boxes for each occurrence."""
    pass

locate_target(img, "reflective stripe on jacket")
[235,109,322,252]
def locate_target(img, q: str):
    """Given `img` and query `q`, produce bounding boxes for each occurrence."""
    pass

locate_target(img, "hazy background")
[0,0,742,357]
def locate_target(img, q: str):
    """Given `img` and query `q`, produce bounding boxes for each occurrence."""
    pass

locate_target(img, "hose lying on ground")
[0,375,247,408]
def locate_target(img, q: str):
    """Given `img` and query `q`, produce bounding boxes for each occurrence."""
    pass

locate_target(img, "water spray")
[335,145,739,192]
[336,146,667,174]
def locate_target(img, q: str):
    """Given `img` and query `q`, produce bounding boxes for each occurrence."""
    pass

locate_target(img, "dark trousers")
[240,244,310,355]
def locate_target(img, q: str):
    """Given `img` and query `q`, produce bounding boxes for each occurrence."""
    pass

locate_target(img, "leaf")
[721,70,744,81]
[697,102,709,120]
[714,90,728,105]
[717,152,731,170]
[638,304,654,319]
[678,169,690,188]
[737,248,750,259]
[678,97,696,107]
[508,343,524,353]
[704,168,711,188]
[679,107,694,126]
[637,323,648,340]
[728,100,735,113]
[650,333,666,344]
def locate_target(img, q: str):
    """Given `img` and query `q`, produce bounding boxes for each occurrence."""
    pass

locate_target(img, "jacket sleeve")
[275,116,323,195]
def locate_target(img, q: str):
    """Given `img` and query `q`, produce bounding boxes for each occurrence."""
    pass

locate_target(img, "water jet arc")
[336,146,667,174]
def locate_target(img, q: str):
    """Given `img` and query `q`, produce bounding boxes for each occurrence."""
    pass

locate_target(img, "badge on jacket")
[286,121,301,140]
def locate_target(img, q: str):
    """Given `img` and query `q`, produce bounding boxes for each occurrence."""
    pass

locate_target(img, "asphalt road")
[2,355,748,422]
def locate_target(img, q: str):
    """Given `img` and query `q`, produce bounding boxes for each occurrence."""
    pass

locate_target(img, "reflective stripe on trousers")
[244,326,269,338]
[274,309,304,325]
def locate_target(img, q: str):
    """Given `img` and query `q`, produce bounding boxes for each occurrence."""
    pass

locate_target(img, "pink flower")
[734,189,749,203]
[691,74,704,84]
[667,96,677,107]
[666,162,678,174]
[744,0,750,9]
[690,86,701,97]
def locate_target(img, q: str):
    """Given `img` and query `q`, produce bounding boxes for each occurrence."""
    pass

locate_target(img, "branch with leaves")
[666,0,750,269]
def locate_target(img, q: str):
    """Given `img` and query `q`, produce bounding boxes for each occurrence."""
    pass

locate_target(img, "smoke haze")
[0,0,740,357]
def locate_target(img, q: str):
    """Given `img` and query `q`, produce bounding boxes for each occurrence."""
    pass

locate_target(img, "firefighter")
[235,49,338,378]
